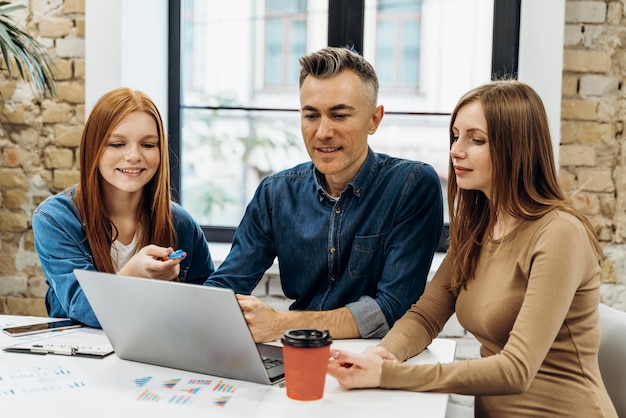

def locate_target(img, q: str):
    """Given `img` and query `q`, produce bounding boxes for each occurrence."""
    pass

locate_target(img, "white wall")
[419,0,494,113]
[518,0,565,160]
[85,0,168,120]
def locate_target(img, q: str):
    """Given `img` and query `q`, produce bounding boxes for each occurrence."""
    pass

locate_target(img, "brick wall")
[0,0,83,315]
[0,0,625,320]
[562,0,626,308]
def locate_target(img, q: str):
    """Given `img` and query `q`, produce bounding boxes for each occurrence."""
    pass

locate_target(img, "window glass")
[376,0,421,90]
[180,0,494,231]
[265,0,307,86]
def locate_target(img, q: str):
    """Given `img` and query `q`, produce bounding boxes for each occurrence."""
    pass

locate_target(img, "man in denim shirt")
[205,47,443,342]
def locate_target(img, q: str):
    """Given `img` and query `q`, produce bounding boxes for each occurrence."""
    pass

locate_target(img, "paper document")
[3,327,114,358]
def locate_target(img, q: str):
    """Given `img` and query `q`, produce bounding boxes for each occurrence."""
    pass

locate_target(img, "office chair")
[598,303,626,417]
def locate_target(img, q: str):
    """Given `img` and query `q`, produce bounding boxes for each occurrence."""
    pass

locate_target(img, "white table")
[0,315,456,417]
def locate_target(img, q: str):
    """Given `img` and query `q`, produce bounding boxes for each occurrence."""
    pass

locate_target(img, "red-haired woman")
[33,88,214,328]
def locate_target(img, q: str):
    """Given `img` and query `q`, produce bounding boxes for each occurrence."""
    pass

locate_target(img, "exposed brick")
[616,51,626,73]
[577,121,616,144]
[54,124,82,147]
[560,144,596,166]
[570,191,601,215]
[0,104,27,124]
[563,50,611,73]
[559,168,577,191]
[579,74,620,96]
[28,275,48,299]
[0,168,27,189]
[52,169,79,190]
[0,80,17,99]
[6,296,47,316]
[4,189,27,210]
[44,147,74,169]
[0,210,29,232]
[39,17,74,38]
[2,147,27,167]
[32,193,51,207]
[561,99,598,120]
[561,74,579,96]
[23,230,35,252]
[0,274,25,294]
[565,1,607,23]
[74,59,85,80]
[54,60,73,81]
[561,121,577,144]
[75,104,85,123]
[42,102,73,124]
[606,1,623,25]
[64,0,85,14]
[578,169,615,192]
[56,81,85,104]
[563,24,584,47]
[75,16,85,37]
[56,38,85,58]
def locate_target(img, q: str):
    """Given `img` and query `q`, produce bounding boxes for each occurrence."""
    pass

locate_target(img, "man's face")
[299,70,383,196]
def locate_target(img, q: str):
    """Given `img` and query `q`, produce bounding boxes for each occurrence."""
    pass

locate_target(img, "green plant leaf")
[0,2,57,97]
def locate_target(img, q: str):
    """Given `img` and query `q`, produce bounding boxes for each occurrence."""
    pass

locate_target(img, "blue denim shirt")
[32,185,215,328]
[205,148,443,338]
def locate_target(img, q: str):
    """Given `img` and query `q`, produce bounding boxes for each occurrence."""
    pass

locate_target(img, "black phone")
[2,319,82,337]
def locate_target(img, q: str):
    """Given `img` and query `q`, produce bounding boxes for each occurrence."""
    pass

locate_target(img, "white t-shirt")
[110,233,138,273]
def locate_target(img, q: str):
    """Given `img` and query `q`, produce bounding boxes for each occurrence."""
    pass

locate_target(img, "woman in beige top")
[327,80,617,417]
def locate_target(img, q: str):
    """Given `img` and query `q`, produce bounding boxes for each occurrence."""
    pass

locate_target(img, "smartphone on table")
[2,319,82,337]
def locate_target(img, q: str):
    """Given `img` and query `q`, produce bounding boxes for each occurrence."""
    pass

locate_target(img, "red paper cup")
[281,329,332,401]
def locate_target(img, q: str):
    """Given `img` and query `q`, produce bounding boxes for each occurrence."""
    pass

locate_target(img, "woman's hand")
[327,349,385,389]
[365,344,398,361]
[118,245,182,280]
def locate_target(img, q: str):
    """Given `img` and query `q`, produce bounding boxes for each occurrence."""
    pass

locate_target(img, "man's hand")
[236,294,362,343]
[236,294,286,342]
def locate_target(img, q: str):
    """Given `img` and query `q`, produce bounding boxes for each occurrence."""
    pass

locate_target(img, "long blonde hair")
[75,87,175,272]
[447,80,603,292]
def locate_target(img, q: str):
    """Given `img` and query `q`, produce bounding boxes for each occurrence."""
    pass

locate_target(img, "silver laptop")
[74,269,284,385]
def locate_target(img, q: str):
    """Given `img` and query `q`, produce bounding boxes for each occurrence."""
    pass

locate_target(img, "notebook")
[74,269,284,385]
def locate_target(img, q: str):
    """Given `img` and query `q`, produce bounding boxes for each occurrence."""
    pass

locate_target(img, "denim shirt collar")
[314,147,377,201]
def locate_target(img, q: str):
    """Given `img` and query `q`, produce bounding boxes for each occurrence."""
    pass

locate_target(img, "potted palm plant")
[0,1,56,97]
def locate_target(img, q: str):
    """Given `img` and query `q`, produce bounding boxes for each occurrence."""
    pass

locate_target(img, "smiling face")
[98,111,160,200]
[450,101,493,197]
[299,70,383,196]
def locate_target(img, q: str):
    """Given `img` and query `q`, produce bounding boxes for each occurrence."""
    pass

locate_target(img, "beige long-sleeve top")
[379,210,617,417]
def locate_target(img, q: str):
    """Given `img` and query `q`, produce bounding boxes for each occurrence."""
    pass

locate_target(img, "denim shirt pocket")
[348,233,386,279]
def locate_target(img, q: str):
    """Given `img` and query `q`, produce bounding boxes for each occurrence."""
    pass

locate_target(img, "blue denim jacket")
[32,185,215,328]
[205,148,443,338]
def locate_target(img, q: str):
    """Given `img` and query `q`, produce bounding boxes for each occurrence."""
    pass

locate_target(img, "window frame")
[167,0,521,243]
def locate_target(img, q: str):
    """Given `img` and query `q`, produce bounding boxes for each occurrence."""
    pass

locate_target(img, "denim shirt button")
[335,207,341,214]
[330,247,336,254]
[330,275,336,281]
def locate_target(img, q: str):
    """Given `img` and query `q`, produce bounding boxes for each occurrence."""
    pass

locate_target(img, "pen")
[168,249,187,259]
[30,344,78,355]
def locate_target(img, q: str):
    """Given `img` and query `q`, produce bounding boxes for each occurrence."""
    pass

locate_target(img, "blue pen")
[168,249,187,259]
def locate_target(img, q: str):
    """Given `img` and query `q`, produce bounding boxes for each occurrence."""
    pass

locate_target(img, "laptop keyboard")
[262,356,283,370]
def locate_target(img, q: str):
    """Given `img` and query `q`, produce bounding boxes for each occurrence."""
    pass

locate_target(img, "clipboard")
[3,327,114,358]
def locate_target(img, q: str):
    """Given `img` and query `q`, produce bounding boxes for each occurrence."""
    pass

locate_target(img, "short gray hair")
[299,46,379,106]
